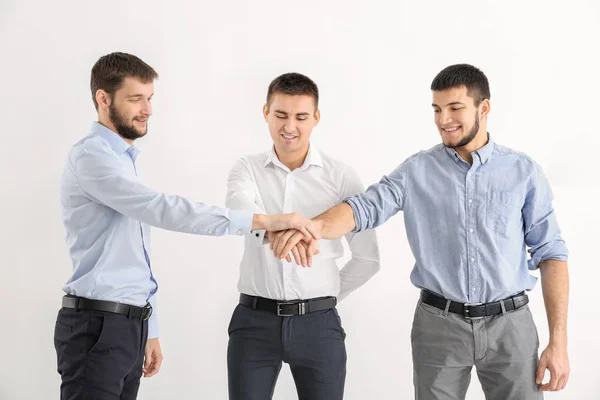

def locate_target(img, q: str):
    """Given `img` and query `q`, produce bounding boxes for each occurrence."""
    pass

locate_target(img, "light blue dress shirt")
[60,122,253,338]
[345,136,568,303]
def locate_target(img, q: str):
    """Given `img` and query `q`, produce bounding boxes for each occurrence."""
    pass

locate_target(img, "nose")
[283,120,296,134]
[437,109,451,126]
[141,99,152,117]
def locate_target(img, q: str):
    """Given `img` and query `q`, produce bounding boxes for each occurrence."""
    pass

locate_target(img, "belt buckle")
[463,302,483,319]
[277,302,305,316]
[141,303,153,321]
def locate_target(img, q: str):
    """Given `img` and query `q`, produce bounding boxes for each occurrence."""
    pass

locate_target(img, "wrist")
[252,214,266,230]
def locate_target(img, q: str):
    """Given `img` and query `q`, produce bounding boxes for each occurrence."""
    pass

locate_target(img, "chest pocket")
[485,190,522,234]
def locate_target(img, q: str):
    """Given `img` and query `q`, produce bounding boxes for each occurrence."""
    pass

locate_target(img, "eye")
[433,109,440,113]
[451,107,463,111]
[276,114,286,119]
[297,117,307,121]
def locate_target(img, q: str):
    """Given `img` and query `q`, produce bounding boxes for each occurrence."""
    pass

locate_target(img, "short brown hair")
[267,73,319,110]
[90,52,158,110]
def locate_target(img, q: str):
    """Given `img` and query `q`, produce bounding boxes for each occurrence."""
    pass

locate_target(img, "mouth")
[441,126,461,135]
[134,117,147,125]
[280,132,298,141]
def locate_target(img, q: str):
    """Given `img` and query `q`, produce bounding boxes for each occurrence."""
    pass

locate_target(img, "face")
[100,77,154,141]
[263,93,320,156]
[432,86,488,149]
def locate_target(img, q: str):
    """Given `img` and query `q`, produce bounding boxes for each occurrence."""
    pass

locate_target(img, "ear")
[480,99,491,119]
[263,103,269,122]
[96,89,111,111]
[313,109,321,126]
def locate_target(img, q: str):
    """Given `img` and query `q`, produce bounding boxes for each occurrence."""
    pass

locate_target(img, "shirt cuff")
[148,317,159,339]
[251,229,267,246]
[228,210,254,236]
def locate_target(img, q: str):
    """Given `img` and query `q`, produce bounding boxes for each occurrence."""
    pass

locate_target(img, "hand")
[536,343,570,391]
[257,213,321,241]
[267,231,320,267]
[143,338,163,378]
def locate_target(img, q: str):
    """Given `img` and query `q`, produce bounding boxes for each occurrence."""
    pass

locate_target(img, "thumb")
[144,346,153,370]
[536,356,547,384]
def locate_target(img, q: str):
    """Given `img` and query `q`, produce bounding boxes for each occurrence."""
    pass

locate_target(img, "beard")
[108,103,147,141]
[445,110,479,149]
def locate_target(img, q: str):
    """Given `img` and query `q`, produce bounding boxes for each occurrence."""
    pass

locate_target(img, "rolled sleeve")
[523,163,569,270]
[343,161,408,233]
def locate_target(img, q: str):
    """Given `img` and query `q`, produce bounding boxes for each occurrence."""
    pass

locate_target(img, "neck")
[455,128,488,165]
[274,145,309,171]
[97,116,134,145]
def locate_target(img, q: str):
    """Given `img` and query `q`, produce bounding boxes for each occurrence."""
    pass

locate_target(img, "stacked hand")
[257,213,322,267]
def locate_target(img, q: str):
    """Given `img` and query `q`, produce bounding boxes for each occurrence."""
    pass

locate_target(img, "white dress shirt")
[226,144,380,301]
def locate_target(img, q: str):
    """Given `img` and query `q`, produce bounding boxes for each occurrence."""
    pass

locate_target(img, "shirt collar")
[91,121,140,159]
[444,133,495,165]
[264,143,323,171]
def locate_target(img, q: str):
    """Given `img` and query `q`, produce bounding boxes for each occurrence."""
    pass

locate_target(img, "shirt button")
[469,228,474,233]
[468,199,473,204]
[237,230,243,235]
[471,257,476,262]
[207,229,212,235]
[472,287,477,292]
[255,233,260,237]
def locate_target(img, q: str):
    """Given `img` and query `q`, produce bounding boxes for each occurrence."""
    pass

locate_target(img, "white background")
[1,1,599,399]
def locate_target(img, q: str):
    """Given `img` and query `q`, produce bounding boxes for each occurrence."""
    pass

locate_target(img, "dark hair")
[266,72,319,110]
[431,64,490,106]
[90,52,158,110]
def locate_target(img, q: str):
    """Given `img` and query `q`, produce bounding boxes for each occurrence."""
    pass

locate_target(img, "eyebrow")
[431,101,466,107]
[125,94,153,99]
[273,110,311,116]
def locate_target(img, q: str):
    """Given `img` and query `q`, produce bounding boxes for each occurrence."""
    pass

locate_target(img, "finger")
[560,375,569,390]
[291,245,301,266]
[280,231,305,259]
[307,239,319,267]
[147,353,163,377]
[285,254,292,262]
[535,359,546,385]
[297,241,310,267]
[542,369,559,391]
[143,348,152,371]
[297,242,308,267]
[294,224,312,241]
[556,377,567,391]
[271,231,285,254]
[276,230,297,258]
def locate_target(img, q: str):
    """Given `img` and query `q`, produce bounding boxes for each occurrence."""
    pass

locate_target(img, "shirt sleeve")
[337,165,381,302]
[523,162,569,270]
[225,158,267,245]
[344,158,410,233]
[147,292,159,339]
[73,143,253,236]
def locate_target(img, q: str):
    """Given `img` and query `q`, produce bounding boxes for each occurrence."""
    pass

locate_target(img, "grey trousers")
[411,299,543,400]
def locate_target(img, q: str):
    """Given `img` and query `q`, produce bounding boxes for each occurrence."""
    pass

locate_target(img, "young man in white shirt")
[226,73,380,400]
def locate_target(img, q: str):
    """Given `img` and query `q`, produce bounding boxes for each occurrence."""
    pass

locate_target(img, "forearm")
[314,203,356,239]
[539,259,569,346]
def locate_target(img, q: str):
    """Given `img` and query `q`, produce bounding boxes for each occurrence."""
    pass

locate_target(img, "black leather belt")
[240,293,337,316]
[420,290,529,319]
[62,295,153,321]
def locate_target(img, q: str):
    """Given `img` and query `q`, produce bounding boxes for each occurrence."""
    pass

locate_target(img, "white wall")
[1,0,599,399]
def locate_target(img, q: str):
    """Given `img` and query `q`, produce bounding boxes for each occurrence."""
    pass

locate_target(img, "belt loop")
[252,296,258,310]
[127,306,133,319]
[500,300,507,315]
[444,299,451,316]
[74,297,80,312]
